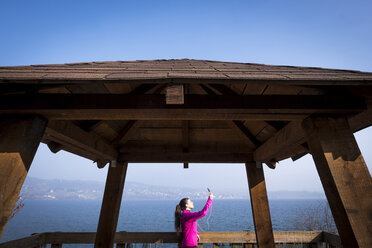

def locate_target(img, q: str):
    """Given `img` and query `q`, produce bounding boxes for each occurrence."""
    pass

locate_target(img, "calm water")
[0,199,326,245]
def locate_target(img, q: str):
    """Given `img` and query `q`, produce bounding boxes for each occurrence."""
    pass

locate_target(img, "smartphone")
[207,188,211,192]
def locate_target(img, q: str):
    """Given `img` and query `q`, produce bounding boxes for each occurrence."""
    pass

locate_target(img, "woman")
[174,192,214,248]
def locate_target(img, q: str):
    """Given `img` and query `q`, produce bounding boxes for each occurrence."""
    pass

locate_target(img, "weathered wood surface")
[0,116,47,238]
[95,162,128,248]
[303,116,372,248]
[246,162,275,248]
[0,231,331,246]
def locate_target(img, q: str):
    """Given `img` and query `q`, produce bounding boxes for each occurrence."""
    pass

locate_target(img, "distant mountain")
[20,177,325,200]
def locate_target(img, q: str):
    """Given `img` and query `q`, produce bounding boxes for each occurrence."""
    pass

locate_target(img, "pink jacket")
[181,198,213,248]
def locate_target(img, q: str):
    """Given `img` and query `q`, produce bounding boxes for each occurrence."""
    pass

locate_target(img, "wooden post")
[245,162,275,248]
[95,162,128,248]
[302,116,372,248]
[0,116,47,238]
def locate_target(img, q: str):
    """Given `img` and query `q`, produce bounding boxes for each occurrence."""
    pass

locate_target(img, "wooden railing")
[0,231,342,248]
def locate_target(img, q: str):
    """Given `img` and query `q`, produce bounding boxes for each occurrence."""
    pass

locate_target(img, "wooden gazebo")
[0,59,371,248]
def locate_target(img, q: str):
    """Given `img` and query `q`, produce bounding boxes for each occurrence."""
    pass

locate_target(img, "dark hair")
[175,198,189,239]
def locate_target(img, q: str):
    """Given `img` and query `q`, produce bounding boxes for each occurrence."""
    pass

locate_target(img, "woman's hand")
[209,192,214,199]
[197,234,200,241]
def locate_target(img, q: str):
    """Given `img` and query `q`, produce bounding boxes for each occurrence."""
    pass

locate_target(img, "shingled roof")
[1,59,372,83]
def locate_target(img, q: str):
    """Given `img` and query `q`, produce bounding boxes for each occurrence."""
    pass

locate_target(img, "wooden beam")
[303,116,372,248]
[0,116,47,238]
[0,94,365,120]
[202,84,275,168]
[119,152,253,163]
[348,103,372,132]
[254,121,306,163]
[182,120,189,152]
[45,121,118,162]
[254,103,372,163]
[95,162,128,248]
[245,162,275,248]
[46,141,63,153]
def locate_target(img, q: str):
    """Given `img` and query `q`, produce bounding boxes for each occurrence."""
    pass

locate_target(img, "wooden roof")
[1,59,372,83]
[1,59,372,168]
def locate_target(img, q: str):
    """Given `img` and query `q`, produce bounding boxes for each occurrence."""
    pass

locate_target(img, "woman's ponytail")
[175,204,182,238]
[174,198,189,241]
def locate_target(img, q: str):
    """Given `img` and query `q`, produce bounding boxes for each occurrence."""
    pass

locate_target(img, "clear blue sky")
[1,0,371,193]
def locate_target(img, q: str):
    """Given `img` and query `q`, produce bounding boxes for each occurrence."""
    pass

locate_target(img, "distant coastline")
[21,177,325,200]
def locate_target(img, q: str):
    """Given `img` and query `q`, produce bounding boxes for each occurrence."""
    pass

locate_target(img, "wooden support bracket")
[303,116,372,248]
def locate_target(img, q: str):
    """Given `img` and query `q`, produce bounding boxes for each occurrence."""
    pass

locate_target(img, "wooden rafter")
[199,84,262,148]
[207,84,287,131]
[44,121,118,162]
[253,121,306,163]
[231,121,261,147]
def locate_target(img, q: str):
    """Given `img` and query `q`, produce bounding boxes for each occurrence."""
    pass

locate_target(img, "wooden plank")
[45,121,118,161]
[119,152,253,163]
[302,116,372,248]
[0,233,43,248]
[95,162,128,248]
[166,85,184,104]
[0,116,47,238]
[245,162,275,248]
[18,231,325,245]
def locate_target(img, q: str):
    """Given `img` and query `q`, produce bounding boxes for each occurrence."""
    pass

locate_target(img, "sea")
[0,199,330,247]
